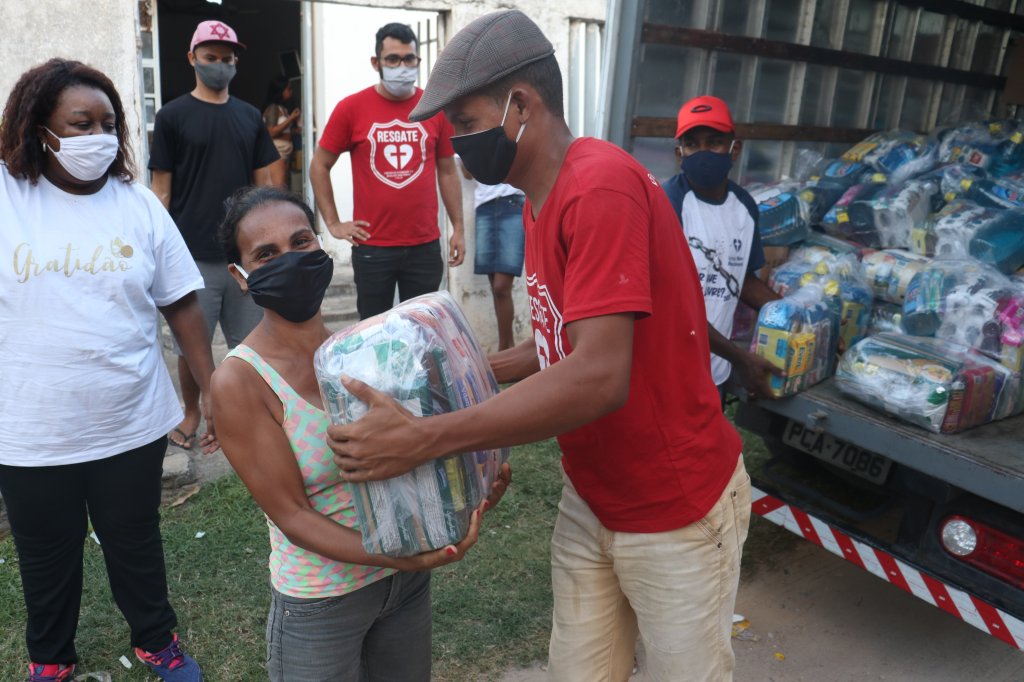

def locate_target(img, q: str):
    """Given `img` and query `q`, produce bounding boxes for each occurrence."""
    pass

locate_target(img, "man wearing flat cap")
[326,10,749,681]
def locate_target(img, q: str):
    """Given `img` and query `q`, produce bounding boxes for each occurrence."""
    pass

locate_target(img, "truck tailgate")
[740,379,1024,514]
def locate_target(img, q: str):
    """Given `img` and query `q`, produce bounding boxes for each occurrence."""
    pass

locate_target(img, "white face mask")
[380,65,418,98]
[42,127,119,182]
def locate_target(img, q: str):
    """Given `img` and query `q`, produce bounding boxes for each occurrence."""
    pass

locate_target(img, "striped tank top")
[227,344,393,598]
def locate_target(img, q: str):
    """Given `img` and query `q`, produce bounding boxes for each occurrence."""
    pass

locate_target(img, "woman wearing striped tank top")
[209,186,510,681]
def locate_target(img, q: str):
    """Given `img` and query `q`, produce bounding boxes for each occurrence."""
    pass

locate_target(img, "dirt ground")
[497,520,1024,682]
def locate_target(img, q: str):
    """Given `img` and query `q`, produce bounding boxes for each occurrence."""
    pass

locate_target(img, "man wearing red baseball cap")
[149,20,279,453]
[663,95,782,401]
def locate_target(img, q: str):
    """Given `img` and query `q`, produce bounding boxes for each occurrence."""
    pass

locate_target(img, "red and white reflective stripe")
[751,486,1024,650]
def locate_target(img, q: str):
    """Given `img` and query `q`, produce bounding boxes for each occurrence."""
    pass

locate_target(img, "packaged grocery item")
[314,291,509,557]
[819,174,889,242]
[868,301,904,335]
[835,333,1015,433]
[752,283,838,396]
[768,250,871,353]
[959,175,1024,209]
[799,159,868,224]
[843,130,939,185]
[990,130,1024,177]
[861,249,931,303]
[969,208,1024,274]
[911,199,999,258]
[900,260,1024,372]
[750,182,811,246]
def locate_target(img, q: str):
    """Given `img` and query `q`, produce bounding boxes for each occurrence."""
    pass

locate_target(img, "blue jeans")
[474,194,525,276]
[266,571,432,682]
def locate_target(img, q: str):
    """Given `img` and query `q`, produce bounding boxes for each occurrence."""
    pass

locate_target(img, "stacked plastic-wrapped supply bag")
[314,291,509,556]
[745,119,1024,433]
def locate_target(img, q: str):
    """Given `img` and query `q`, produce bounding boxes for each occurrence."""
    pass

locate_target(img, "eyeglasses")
[380,54,421,68]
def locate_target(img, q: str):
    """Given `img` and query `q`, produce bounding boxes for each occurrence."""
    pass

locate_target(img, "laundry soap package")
[314,291,509,557]
[835,333,1018,434]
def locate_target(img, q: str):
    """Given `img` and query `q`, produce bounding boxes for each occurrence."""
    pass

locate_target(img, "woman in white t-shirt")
[0,59,214,682]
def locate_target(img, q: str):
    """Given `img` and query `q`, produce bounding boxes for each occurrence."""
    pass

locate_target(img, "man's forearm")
[708,323,743,364]
[488,338,540,383]
[437,161,465,233]
[419,346,627,462]
[309,161,341,227]
[740,274,781,310]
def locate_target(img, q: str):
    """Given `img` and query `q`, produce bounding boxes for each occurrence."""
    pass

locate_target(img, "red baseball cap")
[190,20,246,53]
[675,95,734,139]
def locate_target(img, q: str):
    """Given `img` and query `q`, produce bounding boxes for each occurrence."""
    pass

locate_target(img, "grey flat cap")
[409,10,554,122]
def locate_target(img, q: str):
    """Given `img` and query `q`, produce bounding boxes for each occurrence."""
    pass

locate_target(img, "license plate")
[782,420,893,484]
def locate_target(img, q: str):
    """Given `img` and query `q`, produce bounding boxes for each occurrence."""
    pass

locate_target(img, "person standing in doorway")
[263,75,301,189]
[309,22,465,320]
[460,162,525,351]
[149,20,280,451]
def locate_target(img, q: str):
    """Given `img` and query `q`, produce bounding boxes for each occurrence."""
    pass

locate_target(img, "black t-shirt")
[149,94,279,261]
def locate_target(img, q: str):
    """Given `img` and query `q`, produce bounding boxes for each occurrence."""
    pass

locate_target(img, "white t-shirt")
[675,180,760,385]
[0,165,204,466]
[473,181,523,210]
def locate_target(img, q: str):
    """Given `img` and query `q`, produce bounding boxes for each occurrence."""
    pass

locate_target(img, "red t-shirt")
[318,86,455,247]
[525,137,743,533]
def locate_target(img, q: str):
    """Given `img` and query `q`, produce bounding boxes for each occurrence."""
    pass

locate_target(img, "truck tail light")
[939,515,1024,589]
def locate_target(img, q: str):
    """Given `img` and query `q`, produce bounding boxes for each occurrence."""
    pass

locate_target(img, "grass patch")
[0,417,789,680]
[0,440,564,681]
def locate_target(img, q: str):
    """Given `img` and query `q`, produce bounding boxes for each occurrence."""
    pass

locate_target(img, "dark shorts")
[474,194,526,276]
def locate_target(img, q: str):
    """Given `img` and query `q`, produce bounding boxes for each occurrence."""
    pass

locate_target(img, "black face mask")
[238,249,334,323]
[451,90,524,186]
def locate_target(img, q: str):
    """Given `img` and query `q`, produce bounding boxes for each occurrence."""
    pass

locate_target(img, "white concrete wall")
[311,0,606,353]
[0,2,145,178]
[0,0,606,355]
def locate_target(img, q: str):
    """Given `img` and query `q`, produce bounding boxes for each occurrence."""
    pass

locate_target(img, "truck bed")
[743,379,1024,514]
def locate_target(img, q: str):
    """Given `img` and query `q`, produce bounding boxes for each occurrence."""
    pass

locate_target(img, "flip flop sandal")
[168,427,197,451]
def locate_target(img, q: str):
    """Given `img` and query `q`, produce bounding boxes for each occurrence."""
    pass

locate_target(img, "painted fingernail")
[482,500,491,511]
[445,546,457,556]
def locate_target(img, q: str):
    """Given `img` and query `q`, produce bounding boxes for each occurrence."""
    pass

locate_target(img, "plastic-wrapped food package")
[799,159,868,224]
[843,130,940,185]
[911,199,1000,258]
[900,260,1024,372]
[751,283,839,396]
[313,291,509,557]
[959,175,1024,209]
[868,301,904,335]
[938,122,1006,170]
[819,174,889,242]
[845,175,944,249]
[835,333,1017,433]
[768,250,871,353]
[750,182,811,246]
[800,232,866,258]
[861,249,931,303]
[969,208,1024,274]
[990,130,1024,177]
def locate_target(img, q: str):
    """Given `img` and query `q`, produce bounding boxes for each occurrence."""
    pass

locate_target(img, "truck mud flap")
[752,484,1024,651]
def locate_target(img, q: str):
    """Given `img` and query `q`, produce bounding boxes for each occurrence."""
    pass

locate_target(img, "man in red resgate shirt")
[326,11,749,682]
[309,22,465,320]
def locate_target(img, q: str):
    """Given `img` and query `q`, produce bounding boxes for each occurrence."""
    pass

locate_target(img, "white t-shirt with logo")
[0,165,203,466]
[671,178,761,385]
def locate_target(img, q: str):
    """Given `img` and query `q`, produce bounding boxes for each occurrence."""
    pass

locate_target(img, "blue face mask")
[681,141,735,189]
